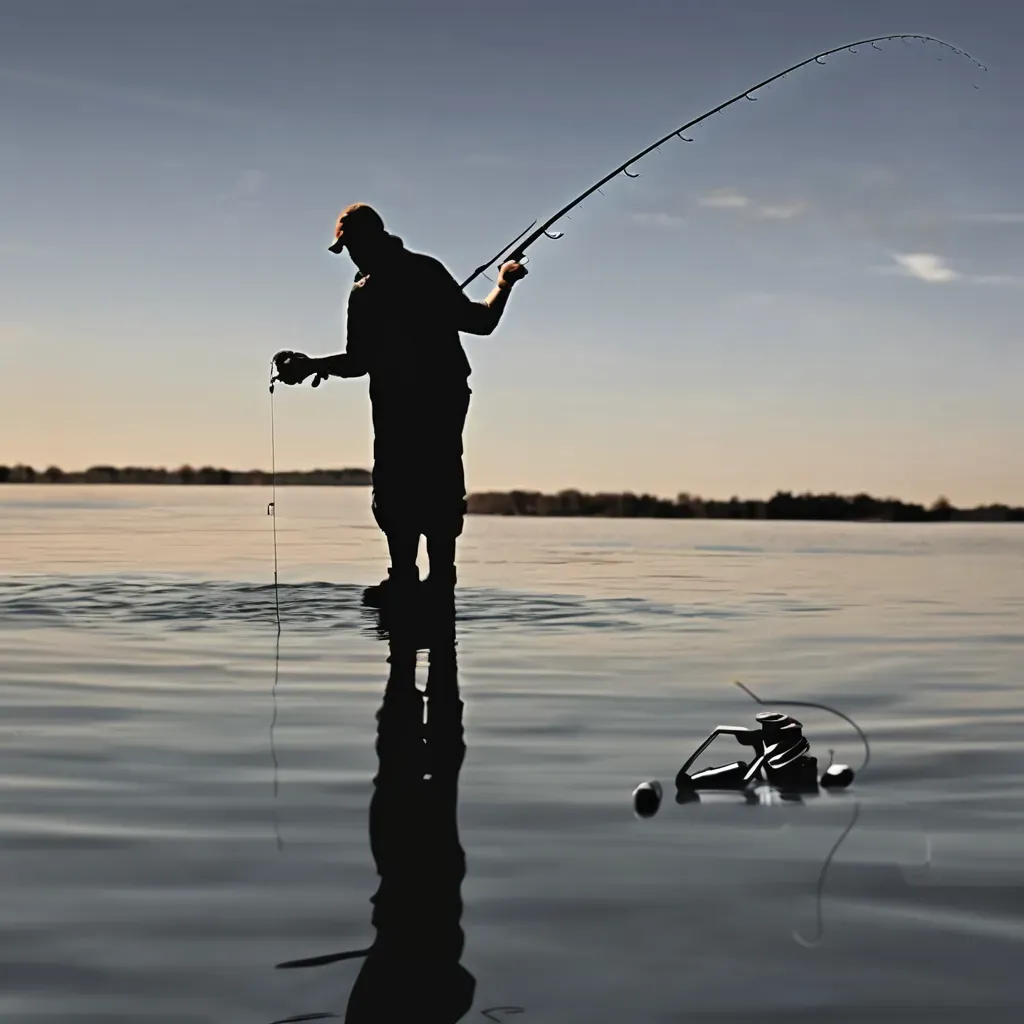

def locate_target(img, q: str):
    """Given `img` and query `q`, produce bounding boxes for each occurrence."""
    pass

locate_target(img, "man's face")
[333,211,350,248]
[334,210,376,251]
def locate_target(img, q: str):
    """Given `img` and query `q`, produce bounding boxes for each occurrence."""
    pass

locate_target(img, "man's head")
[329,203,386,264]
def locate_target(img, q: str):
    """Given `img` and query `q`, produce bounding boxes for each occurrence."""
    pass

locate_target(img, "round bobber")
[632,780,663,817]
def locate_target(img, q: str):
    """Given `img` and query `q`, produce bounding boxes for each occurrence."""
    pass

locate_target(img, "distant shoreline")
[465,490,1024,523]
[2,465,1022,522]
[0,465,371,486]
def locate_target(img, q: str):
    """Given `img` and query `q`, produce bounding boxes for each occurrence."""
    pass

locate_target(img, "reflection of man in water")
[346,613,475,1022]
[274,203,527,608]
[273,607,475,1021]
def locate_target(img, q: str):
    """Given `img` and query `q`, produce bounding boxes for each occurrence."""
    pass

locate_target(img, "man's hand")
[496,260,528,290]
[272,350,319,386]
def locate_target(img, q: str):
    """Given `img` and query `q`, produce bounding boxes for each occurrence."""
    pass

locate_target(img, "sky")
[2,0,1022,505]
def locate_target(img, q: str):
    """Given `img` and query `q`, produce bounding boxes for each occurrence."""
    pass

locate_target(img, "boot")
[421,564,457,606]
[362,566,420,609]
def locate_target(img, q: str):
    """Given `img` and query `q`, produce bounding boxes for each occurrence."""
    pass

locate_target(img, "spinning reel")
[633,709,855,818]
[678,711,853,793]
[270,350,327,391]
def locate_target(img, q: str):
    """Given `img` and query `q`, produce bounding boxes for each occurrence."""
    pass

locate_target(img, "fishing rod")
[459,33,985,289]
[267,32,984,624]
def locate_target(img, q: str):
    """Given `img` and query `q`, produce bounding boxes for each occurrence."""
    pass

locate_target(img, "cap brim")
[327,238,346,254]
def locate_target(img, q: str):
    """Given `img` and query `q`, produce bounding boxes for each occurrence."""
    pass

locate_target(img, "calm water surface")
[2,486,1024,1021]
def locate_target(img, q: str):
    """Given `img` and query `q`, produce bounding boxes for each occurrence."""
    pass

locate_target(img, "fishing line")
[269,359,282,631]
[270,624,285,852]
[792,799,861,948]
[735,680,870,773]
[734,681,869,947]
[268,362,287,853]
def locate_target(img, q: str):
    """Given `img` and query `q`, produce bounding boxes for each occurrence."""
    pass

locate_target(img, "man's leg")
[387,531,421,579]
[364,437,422,606]
[424,387,470,595]
[425,534,457,588]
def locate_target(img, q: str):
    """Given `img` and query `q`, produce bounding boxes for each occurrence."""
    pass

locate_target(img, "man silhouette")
[275,203,527,607]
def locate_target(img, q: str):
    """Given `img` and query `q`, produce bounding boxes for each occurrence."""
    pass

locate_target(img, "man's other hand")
[273,351,317,386]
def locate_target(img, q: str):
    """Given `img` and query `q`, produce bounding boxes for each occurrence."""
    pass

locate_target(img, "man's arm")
[310,276,371,378]
[439,259,528,336]
[310,352,367,378]
[272,350,366,386]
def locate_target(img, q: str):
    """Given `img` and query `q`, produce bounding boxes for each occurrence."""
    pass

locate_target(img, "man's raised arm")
[437,259,528,336]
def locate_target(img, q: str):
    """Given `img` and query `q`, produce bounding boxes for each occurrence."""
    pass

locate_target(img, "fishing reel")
[270,350,327,390]
[633,711,854,818]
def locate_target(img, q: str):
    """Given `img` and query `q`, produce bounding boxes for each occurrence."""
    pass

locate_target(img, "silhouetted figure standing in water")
[275,605,475,1022]
[274,203,528,607]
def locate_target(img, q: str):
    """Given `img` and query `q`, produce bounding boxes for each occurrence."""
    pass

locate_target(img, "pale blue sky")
[2,0,1022,504]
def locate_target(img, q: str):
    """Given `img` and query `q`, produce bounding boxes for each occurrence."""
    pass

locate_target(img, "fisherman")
[273,203,527,607]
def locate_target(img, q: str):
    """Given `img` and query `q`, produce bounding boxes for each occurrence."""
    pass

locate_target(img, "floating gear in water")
[674,711,854,796]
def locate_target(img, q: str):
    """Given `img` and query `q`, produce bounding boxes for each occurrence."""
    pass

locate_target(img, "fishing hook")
[544,230,564,239]
[676,133,693,142]
[745,91,758,100]
[459,33,983,289]
[624,165,640,177]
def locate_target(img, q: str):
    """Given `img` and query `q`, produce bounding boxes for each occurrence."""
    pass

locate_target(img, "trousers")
[369,385,471,540]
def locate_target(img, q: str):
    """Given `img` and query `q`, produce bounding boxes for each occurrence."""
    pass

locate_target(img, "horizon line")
[1,463,1021,511]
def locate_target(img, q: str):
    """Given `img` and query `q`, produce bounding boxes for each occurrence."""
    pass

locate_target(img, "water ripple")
[0,576,830,636]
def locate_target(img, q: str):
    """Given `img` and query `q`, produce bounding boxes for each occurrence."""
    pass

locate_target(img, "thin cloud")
[230,169,267,200]
[756,202,807,221]
[697,188,750,209]
[631,211,686,229]
[968,273,1024,287]
[957,212,1024,225]
[891,253,959,283]
[873,253,1024,287]
[696,189,806,220]
[0,65,250,121]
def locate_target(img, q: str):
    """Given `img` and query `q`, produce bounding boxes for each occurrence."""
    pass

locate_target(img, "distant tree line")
[0,464,371,486]
[465,489,1024,523]
[4,466,1021,521]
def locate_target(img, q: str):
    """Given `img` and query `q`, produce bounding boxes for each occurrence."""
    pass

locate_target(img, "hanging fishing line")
[270,625,285,852]
[269,360,282,631]
[734,680,869,948]
[793,800,861,948]
[735,680,871,773]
